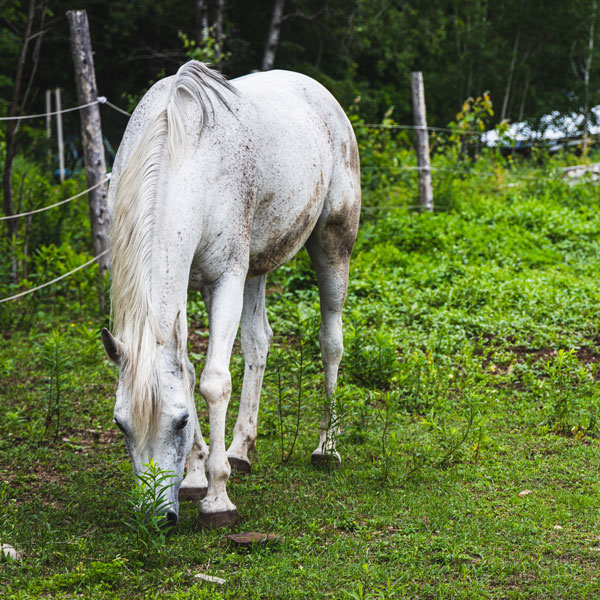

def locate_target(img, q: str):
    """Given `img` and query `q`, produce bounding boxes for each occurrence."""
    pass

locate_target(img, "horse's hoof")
[197,509,239,529]
[311,452,341,469]
[228,456,251,474]
[179,486,208,502]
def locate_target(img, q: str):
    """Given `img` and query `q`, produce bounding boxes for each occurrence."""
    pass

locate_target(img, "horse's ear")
[101,328,126,366]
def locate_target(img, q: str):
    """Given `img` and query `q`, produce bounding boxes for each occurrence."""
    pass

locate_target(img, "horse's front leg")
[179,355,210,502]
[179,420,209,502]
[197,274,245,528]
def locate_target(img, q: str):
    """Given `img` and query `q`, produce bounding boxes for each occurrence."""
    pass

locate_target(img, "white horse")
[101,61,360,528]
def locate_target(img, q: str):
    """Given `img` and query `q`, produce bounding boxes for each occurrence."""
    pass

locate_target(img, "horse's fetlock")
[206,456,231,483]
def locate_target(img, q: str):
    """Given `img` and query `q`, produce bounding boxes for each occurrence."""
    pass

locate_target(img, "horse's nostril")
[166,510,178,526]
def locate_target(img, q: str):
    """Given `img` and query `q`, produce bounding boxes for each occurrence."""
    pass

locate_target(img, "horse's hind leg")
[305,187,360,467]
[227,275,272,473]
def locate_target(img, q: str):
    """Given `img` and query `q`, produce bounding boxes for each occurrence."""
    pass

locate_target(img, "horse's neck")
[146,205,197,342]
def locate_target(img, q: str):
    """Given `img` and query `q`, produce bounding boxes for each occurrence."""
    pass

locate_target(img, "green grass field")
[3,152,600,598]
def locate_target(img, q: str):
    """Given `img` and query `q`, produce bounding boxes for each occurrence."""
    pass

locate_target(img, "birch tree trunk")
[262,0,285,71]
[501,30,520,122]
[518,69,531,122]
[196,0,209,42]
[214,0,224,69]
[583,0,597,154]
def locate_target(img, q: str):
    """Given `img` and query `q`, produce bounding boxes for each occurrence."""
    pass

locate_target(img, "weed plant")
[40,329,71,440]
[124,459,178,565]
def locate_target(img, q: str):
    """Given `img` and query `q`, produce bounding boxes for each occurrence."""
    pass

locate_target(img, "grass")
[3,151,600,597]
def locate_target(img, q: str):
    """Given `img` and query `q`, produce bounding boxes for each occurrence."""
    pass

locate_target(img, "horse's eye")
[114,418,126,433]
[176,415,189,431]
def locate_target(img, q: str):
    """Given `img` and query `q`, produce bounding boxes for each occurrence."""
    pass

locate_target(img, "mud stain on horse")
[321,198,361,261]
[248,181,324,277]
[341,140,360,178]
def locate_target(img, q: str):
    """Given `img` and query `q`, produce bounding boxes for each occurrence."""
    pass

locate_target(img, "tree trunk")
[262,0,285,71]
[1,0,46,283]
[583,0,597,154]
[66,10,110,278]
[2,0,36,247]
[196,0,209,42]
[214,0,224,69]
[518,69,531,122]
[501,30,520,122]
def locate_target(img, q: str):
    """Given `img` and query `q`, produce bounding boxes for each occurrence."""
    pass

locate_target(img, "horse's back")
[229,70,360,276]
[109,65,360,281]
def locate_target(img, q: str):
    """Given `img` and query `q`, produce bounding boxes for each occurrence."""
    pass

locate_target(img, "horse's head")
[101,327,195,526]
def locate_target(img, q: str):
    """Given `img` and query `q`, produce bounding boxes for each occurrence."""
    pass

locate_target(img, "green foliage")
[377,391,399,484]
[536,349,600,438]
[345,327,399,390]
[179,30,229,65]
[447,91,494,157]
[348,104,417,211]
[44,557,130,592]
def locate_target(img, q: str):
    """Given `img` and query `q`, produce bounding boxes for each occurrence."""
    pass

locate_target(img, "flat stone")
[0,544,22,561]
[179,486,207,502]
[228,456,251,474]
[196,510,239,529]
[226,532,283,548]
[194,573,226,585]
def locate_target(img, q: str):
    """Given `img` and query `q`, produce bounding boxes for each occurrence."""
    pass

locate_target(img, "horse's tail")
[110,61,236,448]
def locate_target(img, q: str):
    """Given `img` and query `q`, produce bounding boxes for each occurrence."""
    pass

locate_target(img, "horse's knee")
[241,327,271,368]
[265,320,273,345]
[199,368,232,402]
[320,321,343,366]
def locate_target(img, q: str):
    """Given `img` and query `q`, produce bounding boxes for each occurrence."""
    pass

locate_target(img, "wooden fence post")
[66,9,110,278]
[45,89,51,139]
[411,72,434,212]
[55,87,65,183]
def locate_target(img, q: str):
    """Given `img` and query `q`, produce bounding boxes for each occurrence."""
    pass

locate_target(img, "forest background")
[3,0,600,148]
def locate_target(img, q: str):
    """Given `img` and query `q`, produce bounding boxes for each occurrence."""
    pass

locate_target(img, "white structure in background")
[482,107,600,183]
[483,106,600,146]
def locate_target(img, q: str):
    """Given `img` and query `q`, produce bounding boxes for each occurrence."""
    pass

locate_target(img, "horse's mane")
[109,61,236,447]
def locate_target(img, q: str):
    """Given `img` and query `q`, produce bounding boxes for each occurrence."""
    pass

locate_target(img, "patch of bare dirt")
[478,335,600,380]
[188,327,209,355]
[0,461,68,504]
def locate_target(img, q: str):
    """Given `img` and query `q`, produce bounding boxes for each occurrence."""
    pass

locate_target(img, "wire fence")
[102,98,131,117]
[0,93,591,304]
[0,96,130,121]
[0,176,111,221]
[355,123,483,136]
[0,250,108,304]
[0,99,101,121]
